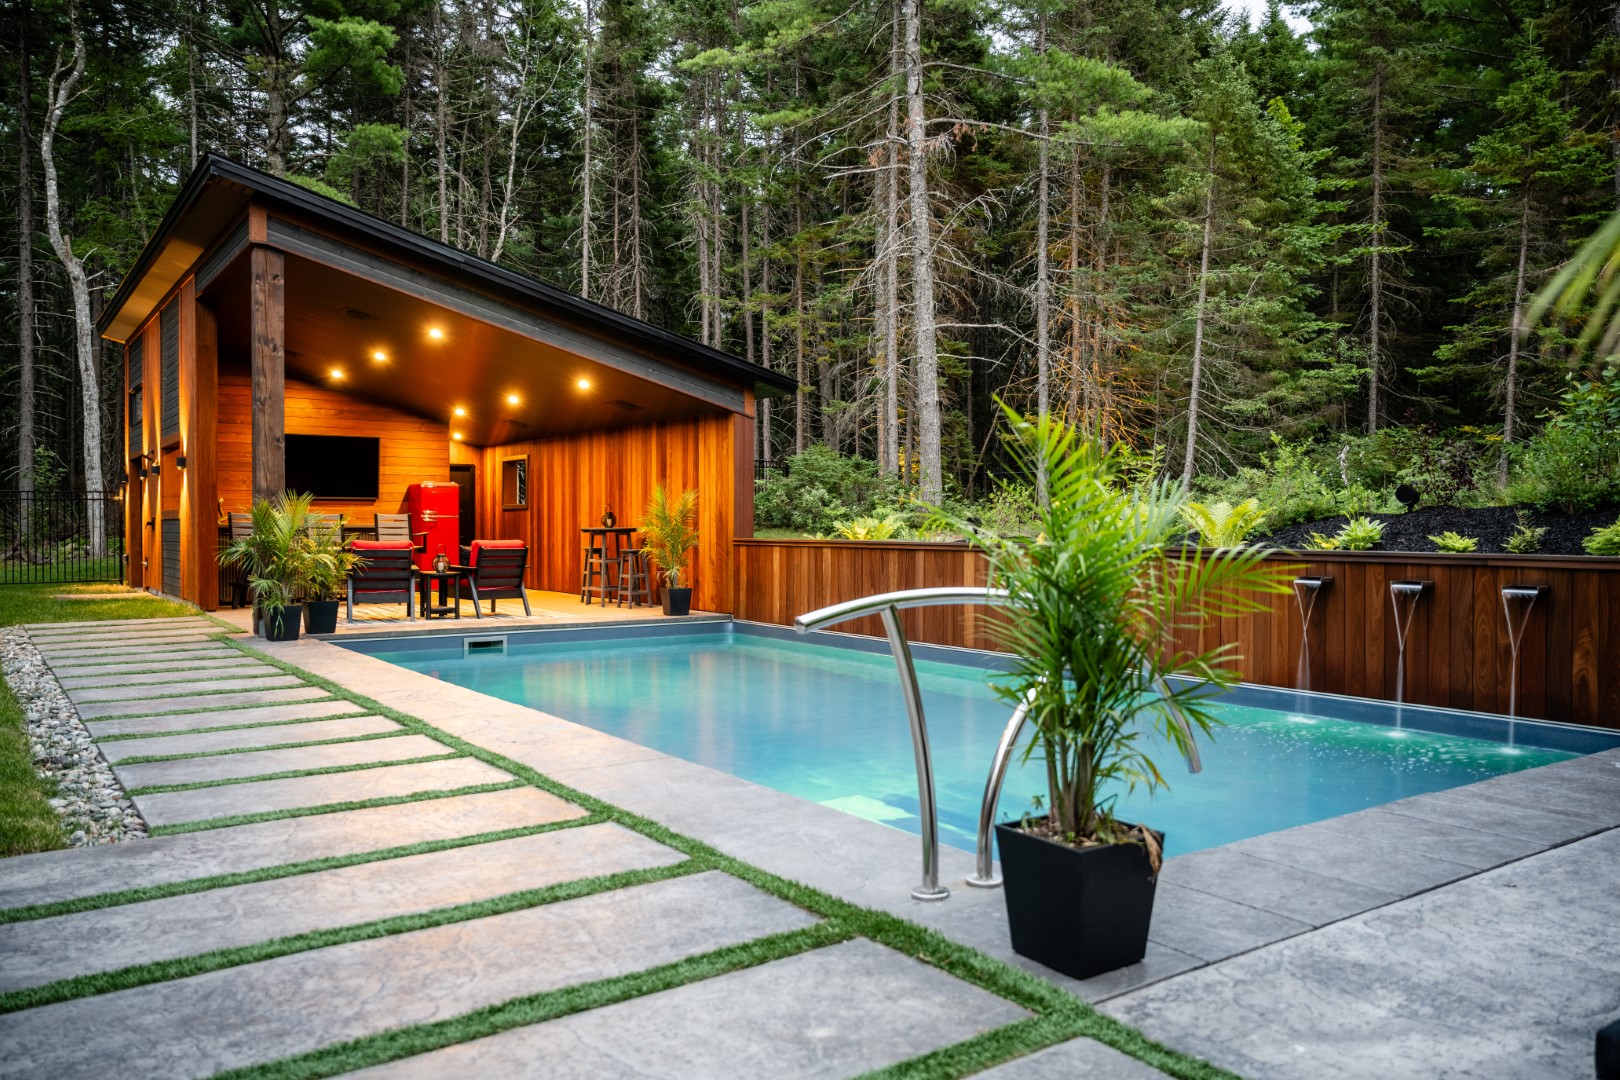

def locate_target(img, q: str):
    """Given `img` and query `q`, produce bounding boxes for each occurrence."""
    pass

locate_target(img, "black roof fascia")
[100,154,798,396]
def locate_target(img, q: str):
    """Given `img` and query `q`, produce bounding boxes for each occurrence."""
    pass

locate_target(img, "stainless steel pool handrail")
[795,587,1010,901]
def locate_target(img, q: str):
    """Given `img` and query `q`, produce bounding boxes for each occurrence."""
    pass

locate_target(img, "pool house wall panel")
[215,373,451,521]
[733,540,1620,728]
[464,411,744,615]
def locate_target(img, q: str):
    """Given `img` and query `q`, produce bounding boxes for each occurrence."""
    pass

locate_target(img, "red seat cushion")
[469,540,525,563]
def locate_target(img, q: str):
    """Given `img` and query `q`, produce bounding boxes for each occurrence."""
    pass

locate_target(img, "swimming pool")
[343,623,1620,858]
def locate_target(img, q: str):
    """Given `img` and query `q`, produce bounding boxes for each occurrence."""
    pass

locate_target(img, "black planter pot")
[995,820,1163,980]
[260,605,302,642]
[303,599,340,635]
[661,587,693,616]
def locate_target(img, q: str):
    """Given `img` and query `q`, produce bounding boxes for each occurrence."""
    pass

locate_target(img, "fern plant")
[1504,512,1547,555]
[1429,531,1478,553]
[1335,516,1385,550]
[1584,516,1620,556]
[1304,532,1341,551]
[833,514,905,540]
[1179,498,1269,547]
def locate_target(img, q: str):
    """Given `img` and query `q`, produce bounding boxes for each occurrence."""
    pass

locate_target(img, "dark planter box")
[303,599,340,635]
[661,587,693,616]
[260,605,302,642]
[995,820,1162,980]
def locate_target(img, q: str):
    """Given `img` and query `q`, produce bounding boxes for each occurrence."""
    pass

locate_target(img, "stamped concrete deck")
[5,613,1615,1078]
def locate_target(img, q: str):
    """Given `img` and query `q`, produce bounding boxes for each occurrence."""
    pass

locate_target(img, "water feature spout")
[1292,576,1333,690]
[1501,585,1548,718]
[1388,580,1432,704]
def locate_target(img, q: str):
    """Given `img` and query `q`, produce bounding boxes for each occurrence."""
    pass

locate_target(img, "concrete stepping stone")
[0,823,683,995]
[58,664,280,689]
[357,937,1029,1080]
[66,675,306,703]
[99,716,403,762]
[76,686,332,720]
[0,787,582,911]
[114,733,450,790]
[26,617,214,632]
[132,756,513,827]
[86,701,367,738]
[35,629,223,647]
[47,647,235,669]
[50,656,279,680]
[0,872,812,1080]
[972,1038,1165,1078]
[38,641,232,662]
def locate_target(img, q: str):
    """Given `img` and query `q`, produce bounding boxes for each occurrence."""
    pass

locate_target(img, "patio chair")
[346,540,416,622]
[374,513,424,551]
[458,540,531,617]
[307,512,344,539]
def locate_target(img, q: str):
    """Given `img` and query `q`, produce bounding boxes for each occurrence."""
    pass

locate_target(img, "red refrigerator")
[406,482,460,571]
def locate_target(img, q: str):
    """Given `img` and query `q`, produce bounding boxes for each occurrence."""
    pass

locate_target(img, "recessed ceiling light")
[427,327,444,340]
[372,350,387,362]
[453,406,466,417]
[329,367,345,380]
[452,432,463,441]
[506,393,521,405]
[576,378,591,390]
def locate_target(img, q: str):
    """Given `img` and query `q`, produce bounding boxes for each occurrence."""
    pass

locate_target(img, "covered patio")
[99,155,793,618]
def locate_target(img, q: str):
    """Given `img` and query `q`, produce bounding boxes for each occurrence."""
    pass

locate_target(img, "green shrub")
[1202,436,1338,529]
[1180,498,1269,547]
[1429,531,1478,553]
[1504,512,1546,555]
[976,480,1043,537]
[1583,517,1620,556]
[831,514,906,540]
[756,446,910,534]
[1335,516,1384,550]
[1509,367,1620,514]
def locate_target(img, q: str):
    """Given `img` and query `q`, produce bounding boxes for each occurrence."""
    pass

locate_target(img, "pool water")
[356,629,1591,858]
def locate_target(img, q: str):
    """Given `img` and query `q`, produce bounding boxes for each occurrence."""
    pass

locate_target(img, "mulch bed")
[1257,504,1620,557]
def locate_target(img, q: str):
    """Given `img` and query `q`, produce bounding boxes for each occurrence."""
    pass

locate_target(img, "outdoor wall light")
[176,456,187,470]
[506,393,521,405]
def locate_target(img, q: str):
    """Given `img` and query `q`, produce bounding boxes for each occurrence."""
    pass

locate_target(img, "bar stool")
[580,539,616,605]
[614,548,653,608]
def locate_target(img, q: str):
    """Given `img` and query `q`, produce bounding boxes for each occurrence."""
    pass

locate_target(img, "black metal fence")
[0,490,125,585]
[755,459,790,481]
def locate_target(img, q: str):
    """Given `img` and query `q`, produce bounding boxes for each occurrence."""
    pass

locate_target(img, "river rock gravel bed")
[1,626,148,846]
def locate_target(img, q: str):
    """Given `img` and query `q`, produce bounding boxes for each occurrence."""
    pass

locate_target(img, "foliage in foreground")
[933,405,1289,842]
[1584,517,1620,557]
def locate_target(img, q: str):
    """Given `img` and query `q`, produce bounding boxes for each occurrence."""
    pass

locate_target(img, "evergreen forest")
[2,0,1618,543]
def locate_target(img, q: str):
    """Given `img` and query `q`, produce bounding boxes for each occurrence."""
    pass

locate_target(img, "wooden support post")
[250,245,285,501]
[184,291,220,609]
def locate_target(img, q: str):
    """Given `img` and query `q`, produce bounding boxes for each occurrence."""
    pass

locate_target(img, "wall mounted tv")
[285,435,381,500]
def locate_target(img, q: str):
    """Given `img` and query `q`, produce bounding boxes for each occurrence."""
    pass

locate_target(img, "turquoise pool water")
[355,628,1594,857]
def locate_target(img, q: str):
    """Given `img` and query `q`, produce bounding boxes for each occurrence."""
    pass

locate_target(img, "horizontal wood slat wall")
[733,540,1620,729]
[468,413,738,613]
[217,372,450,521]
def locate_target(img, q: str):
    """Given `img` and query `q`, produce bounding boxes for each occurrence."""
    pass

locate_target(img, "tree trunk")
[880,6,902,475]
[1366,70,1384,434]
[1034,10,1051,426]
[794,199,807,454]
[1181,134,1217,488]
[41,22,106,554]
[580,0,594,297]
[761,204,773,462]
[17,12,36,507]
[1500,197,1531,485]
[903,0,942,501]
[434,4,450,245]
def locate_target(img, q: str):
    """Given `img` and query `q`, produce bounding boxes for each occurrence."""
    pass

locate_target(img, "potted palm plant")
[642,484,699,616]
[940,405,1289,979]
[301,516,364,634]
[220,492,317,642]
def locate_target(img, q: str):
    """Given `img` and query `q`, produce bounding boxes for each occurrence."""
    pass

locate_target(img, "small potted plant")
[939,405,1288,979]
[220,492,316,642]
[301,517,364,634]
[643,484,698,616]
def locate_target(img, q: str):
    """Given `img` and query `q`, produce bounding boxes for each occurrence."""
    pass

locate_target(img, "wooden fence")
[732,539,1620,729]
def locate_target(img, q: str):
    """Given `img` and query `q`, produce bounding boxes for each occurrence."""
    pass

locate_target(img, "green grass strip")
[0,857,705,1015]
[108,729,410,765]
[0,816,599,925]
[219,640,1235,1080]
[147,780,524,836]
[94,710,372,742]
[211,921,850,1080]
[78,693,338,721]
[58,670,290,691]
[124,752,464,796]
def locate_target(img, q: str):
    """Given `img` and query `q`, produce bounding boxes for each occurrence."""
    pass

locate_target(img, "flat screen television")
[285,434,380,500]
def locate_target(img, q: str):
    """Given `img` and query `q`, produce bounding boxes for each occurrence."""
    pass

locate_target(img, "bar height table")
[581,526,638,606]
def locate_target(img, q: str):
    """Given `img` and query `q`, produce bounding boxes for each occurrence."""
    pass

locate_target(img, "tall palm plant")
[220,492,316,634]
[642,484,699,588]
[939,405,1291,846]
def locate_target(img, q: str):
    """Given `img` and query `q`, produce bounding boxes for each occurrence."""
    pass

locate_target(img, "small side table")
[417,569,462,619]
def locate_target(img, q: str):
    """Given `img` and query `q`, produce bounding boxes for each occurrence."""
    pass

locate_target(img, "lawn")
[0,584,195,857]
